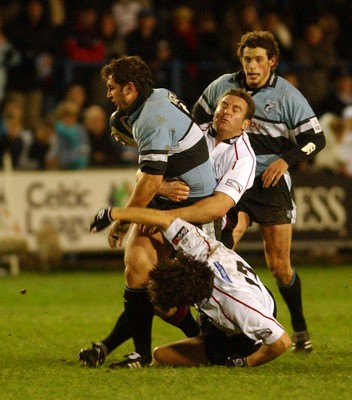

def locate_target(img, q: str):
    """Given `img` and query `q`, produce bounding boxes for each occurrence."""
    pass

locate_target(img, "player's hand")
[139,224,159,235]
[262,159,289,188]
[158,180,190,202]
[108,220,130,248]
[225,353,248,367]
[89,208,114,233]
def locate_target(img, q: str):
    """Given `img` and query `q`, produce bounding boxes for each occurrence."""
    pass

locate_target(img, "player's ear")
[269,55,277,69]
[242,118,251,130]
[124,82,136,94]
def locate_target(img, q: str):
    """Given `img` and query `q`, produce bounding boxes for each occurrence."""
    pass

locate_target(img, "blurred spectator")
[0,97,34,169]
[111,0,147,38]
[125,8,162,65]
[197,12,222,62]
[320,66,352,116]
[48,0,66,28]
[28,118,56,170]
[150,40,173,89]
[263,8,293,67]
[83,104,120,167]
[0,15,21,105]
[166,5,198,66]
[337,106,352,177]
[313,112,344,174]
[46,100,90,169]
[165,5,200,104]
[5,0,59,129]
[62,7,106,88]
[101,12,126,60]
[63,83,88,121]
[293,20,336,116]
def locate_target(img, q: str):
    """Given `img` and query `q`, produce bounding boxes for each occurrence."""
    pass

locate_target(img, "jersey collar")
[209,125,242,144]
[233,70,278,94]
[121,87,153,117]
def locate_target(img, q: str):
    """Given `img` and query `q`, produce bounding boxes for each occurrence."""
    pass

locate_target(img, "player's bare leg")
[260,223,312,353]
[153,336,207,366]
[232,211,251,249]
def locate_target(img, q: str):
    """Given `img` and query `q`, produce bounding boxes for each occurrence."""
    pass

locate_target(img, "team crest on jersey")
[172,225,189,245]
[264,99,276,114]
[225,179,243,193]
[301,142,316,155]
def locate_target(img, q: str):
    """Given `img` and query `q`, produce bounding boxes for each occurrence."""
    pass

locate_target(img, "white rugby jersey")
[163,218,285,345]
[201,122,256,205]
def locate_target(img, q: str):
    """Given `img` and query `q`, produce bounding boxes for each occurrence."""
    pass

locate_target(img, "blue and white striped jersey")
[128,89,216,198]
[193,71,326,176]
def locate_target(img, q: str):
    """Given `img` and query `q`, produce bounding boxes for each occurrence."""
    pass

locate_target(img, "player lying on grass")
[89,207,291,368]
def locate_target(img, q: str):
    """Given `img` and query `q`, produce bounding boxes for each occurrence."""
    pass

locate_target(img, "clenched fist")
[89,208,114,232]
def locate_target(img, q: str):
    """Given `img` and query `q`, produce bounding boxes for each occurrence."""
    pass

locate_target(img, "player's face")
[213,95,250,138]
[106,76,133,111]
[241,47,275,88]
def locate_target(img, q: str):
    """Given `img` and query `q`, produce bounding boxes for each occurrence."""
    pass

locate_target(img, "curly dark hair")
[101,55,153,92]
[237,30,280,70]
[148,251,214,312]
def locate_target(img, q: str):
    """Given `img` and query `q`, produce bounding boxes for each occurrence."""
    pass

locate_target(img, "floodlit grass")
[1,263,351,400]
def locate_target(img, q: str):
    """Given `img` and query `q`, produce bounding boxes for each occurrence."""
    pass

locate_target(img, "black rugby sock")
[124,287,154,361]
[278,269,307,332]
[101,311,131,354]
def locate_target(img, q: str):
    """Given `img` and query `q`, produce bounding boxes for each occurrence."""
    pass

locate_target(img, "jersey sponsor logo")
[213,261,232,282]
[225,179,243,193]
[264,99,276,114]
[310,117,322,133]
[172,225,189,245]
[254,328,273,340]
[301,142,316,155]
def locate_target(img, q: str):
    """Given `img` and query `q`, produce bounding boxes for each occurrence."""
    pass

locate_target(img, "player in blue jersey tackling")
[192,31,326,353]
[79,55,217,368]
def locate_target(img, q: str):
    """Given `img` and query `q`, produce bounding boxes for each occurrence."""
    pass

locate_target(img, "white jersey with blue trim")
[163,218,285,345]
[201,122,256,205]
[193,71,325,176]
[128,88,216,198]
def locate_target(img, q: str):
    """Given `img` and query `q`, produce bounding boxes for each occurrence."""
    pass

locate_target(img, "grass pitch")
[1,262,351,400]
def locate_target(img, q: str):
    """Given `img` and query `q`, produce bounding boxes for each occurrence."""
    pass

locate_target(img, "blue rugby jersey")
[193,71,326,176]
[128,89,216,198]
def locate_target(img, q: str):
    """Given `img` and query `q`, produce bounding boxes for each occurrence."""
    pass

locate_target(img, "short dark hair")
[148,251,214,312]
[101,55,153,92]
[237,30,280,69]
[219,88,255,120]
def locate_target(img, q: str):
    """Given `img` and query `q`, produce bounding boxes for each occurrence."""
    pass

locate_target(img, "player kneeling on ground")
[87,207,291,368]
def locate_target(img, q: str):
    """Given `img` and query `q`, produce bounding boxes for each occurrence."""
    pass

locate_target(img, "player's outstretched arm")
[89,207,174,233]
[167,192,234,223]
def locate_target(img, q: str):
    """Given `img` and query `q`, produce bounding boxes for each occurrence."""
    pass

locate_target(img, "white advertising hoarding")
[0,168,137,252]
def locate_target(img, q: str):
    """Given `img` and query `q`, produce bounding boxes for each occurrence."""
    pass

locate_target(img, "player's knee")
[124,263,151,288]
[270,264,294,286]
[152,345,165,365]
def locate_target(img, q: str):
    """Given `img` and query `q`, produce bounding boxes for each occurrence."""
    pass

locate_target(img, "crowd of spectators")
[1,0,352,174]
